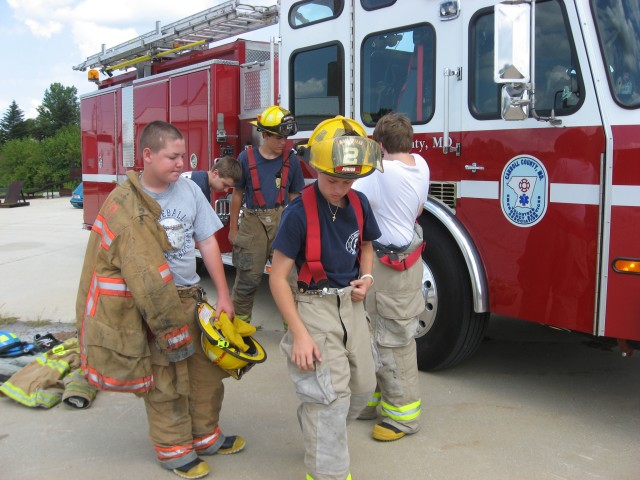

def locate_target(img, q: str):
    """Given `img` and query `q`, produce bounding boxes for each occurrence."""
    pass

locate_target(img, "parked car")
[70,183,83,208]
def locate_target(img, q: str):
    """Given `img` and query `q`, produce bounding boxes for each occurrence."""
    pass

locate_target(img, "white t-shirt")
[353,153,430,246]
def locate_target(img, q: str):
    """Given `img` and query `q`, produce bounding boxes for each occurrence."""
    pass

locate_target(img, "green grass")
[0,315,19,326]
[0,315,53,327]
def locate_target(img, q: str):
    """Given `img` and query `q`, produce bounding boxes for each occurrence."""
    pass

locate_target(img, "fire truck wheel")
[415,221,489,370]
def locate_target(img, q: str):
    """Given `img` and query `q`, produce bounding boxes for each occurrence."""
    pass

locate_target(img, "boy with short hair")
[353,112,430,442]
[269,116,383,480]
[182,155,243,203]
[229,105,305,326]
[76,120,243,479]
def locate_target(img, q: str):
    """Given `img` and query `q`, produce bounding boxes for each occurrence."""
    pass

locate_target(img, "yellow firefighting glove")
[213,313,256,352]
[232,316,257,337]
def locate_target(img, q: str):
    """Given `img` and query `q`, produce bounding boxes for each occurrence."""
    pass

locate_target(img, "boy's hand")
[349,276,373,302]
[291,332,322,371]
[214,296,235,321]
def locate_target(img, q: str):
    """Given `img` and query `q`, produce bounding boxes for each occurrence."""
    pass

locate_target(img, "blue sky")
[0,0,276,119]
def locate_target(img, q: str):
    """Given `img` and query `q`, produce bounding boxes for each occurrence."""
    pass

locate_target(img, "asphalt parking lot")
[1,196,639,480]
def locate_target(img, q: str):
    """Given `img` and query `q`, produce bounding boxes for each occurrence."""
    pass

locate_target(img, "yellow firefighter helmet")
[250,105,298,137]
[197,302,267,380]
[298,116,383,179]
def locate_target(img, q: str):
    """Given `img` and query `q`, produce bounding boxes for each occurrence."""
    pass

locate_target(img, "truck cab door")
[279,1,352,134]
[354,1,463,153]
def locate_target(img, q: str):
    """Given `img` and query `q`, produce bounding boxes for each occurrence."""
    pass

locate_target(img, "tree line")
[0,83,81,192]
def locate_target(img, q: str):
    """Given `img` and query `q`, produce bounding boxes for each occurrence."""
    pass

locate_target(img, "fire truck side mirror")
[494,2,532,121]
[500,84,530,121]
[493,2,531,84]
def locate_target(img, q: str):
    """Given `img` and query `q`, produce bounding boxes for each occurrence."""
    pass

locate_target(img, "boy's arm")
[228,187,244,243]
[269,250,322,371]
[198,234,234,320]
[350,240,375,302]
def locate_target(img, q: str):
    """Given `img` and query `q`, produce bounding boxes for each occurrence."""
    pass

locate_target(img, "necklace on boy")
[327,200,339,222]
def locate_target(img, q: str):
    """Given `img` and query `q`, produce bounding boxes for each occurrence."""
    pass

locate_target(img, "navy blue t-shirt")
[181,170,211,203]
[273,182,381,288]
[236,147,305,209]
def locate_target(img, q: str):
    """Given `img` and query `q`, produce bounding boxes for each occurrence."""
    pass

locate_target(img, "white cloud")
[72,21,140,59]
[24,19,63,38]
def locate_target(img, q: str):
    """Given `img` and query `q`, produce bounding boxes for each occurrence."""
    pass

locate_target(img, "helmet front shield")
[275,114,298,137]
[307,135,383,178]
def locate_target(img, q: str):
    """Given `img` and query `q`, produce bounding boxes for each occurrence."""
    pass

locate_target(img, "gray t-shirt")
[144,176,222,286]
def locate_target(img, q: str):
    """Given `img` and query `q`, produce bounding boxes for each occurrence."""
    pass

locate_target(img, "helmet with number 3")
[298,116,383,179]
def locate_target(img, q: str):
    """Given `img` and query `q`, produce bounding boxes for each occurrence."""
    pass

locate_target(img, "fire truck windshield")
[592,0,640,108]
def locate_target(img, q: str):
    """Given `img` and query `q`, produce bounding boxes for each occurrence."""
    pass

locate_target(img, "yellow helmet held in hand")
[197,302,267,380]
[250,105,298,137]
[298,116,383,179]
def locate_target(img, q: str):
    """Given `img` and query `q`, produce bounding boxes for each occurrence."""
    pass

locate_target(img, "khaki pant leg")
[366,257,423,434]
[184,295,229,453]
[231,213,270,317]
[340,291,377,423]
[142,294,229,469]
[282,289,375,479]
[142,348,196,469]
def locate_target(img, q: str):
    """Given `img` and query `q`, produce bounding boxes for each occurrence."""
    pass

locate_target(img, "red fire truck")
[75,0,640,371]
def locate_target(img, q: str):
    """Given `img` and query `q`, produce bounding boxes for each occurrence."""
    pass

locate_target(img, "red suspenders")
[297,186,363,292]
[247,147,290,208]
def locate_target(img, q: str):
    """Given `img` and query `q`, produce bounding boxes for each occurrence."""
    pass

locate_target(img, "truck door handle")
[464,163,485,173]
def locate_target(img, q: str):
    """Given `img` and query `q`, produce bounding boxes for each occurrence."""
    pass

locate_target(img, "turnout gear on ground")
[297,116,383,179]
[76,171,195,394]
[250,105,298,137]
[62,368,97,408]
[197,301,266,380]
[0,338,97,409]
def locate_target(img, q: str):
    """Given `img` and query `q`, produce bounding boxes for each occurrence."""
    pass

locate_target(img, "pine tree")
[0,101,28,143]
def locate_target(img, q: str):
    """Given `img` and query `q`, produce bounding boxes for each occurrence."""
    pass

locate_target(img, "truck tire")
[415,220,489,370]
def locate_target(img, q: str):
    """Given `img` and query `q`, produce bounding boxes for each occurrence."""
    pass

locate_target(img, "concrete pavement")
[1,196,639,480]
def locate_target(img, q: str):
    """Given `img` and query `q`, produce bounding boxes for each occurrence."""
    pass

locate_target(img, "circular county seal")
[500,155,548,227]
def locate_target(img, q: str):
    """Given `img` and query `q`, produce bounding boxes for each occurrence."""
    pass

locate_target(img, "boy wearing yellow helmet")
[269,116,383,480]
[229,105,305,326]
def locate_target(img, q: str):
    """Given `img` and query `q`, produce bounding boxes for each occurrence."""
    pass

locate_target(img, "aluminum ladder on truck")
[72,0,279,74]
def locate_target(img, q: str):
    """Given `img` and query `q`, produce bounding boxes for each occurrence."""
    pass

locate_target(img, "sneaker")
[34,333,62,352]
[172,458,209,479]
[372,422,406,442]
[216,435,246,455]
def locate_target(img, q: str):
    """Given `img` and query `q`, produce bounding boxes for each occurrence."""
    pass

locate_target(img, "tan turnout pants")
[281,286,376,480]
[231,207,283,318]
[141,287,229,470]
[364,250,423,434]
